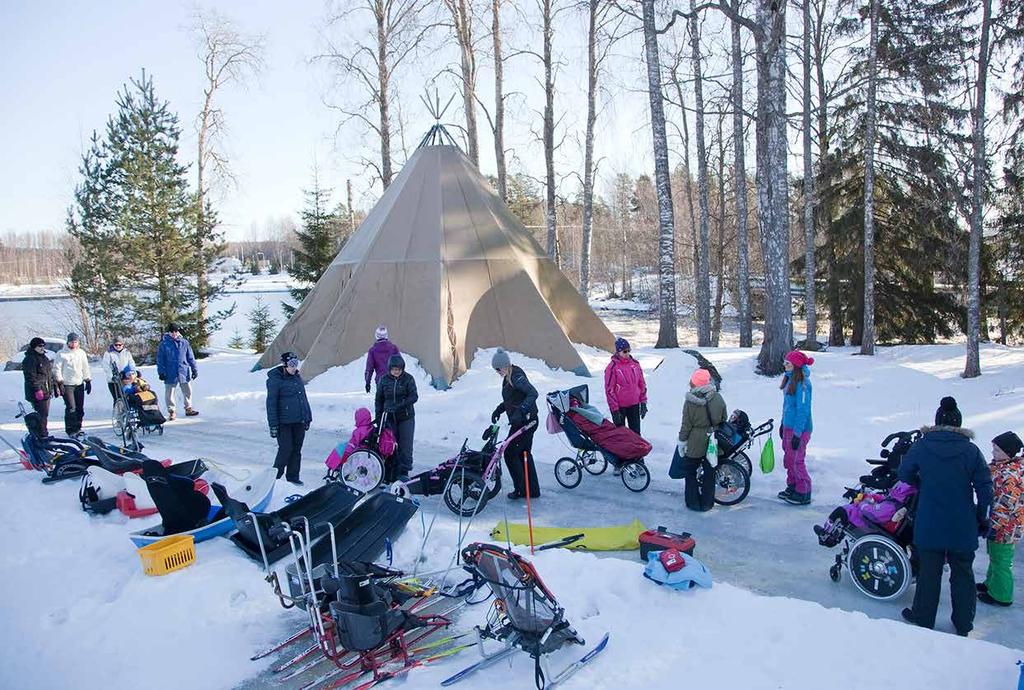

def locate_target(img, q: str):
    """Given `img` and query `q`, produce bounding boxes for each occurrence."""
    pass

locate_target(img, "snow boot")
[977,582,988,593]
[287,478,304,487]
[783,491,811,506]
[185,408,199,417]
[901,608,916,625]
[168,410,177,421]
[777,485,796,500]
[978,591,1012,607]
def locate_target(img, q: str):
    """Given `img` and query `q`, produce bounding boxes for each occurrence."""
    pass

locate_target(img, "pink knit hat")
[690,368,712,387]
[785,350,815,368]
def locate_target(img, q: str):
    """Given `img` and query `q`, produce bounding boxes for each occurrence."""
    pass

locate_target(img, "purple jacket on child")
[365,339,400,386]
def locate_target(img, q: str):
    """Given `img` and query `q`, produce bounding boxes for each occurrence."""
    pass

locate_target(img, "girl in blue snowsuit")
[778,351,814,505]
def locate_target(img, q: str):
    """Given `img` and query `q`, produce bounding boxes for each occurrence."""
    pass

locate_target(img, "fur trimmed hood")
[921,425,975,439]
[685,384,717,406]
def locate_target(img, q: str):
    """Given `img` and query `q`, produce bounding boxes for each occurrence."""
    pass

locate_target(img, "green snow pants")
[984,540,1015,604]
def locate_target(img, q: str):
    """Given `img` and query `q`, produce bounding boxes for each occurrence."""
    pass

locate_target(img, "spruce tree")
[248,296,278,351]
[227,329,246,349]
[283,173,343,317]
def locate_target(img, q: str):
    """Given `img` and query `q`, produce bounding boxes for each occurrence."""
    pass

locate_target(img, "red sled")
[639,526,696,561]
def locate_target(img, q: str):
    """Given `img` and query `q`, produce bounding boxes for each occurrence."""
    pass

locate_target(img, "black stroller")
[815,430,921,601]
[111,366,164,451]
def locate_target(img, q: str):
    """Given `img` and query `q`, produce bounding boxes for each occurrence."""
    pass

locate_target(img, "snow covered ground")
[1,335,1022,690]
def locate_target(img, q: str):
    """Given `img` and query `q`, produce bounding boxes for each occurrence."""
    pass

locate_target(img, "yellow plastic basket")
[137,535,196,576]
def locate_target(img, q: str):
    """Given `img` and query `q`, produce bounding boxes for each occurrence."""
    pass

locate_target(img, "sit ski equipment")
[442,542,609,689]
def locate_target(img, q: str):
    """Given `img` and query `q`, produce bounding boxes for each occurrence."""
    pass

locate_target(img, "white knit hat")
[375,325,388,340]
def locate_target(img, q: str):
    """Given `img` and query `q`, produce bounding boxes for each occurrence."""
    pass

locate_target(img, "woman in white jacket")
[54,332,92,435]
[102,336,136,401]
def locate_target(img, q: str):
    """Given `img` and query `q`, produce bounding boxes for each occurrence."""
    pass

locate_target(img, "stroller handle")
[749,419,774,439]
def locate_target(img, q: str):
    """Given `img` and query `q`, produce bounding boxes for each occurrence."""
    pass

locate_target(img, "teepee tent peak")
[257,138,614,387]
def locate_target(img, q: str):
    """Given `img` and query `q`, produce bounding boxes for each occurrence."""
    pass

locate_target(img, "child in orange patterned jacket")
[979,431,1024,607]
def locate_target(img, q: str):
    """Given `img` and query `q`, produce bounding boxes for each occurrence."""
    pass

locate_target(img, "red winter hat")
[785,351,814,369]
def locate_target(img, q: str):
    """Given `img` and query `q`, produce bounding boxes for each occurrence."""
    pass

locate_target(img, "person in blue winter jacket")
[156,323,198,420]
[778,350,814,505]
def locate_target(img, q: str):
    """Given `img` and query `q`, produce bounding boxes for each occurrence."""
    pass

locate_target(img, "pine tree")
[248,296,277,351]
[284,172,342,317]
[227,330,246,349]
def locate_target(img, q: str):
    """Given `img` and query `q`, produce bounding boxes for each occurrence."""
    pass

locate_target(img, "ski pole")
[523,451,535,554]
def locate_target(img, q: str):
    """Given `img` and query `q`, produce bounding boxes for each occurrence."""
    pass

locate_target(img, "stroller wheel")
[340,449,385,493]
[444,470,489,517]
[731,450,753,476]
[555,458,582,489]
[111,400,126,437]
[711,460,750,506]
[847,534,911,600]
[829,564,842,582]
[582,451,607,476]
[620,461,650,492]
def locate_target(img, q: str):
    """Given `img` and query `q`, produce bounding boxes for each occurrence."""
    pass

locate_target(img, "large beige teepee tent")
[258,134,615,387]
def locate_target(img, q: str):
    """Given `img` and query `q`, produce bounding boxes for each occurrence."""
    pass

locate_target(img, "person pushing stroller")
[672,368,726,512]
[491,349,540,500]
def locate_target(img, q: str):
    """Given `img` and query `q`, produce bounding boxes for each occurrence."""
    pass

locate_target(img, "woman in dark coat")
[22,337,54,436]
[374,354,417,482]
[490,349,540,500]
[266,352,313,485]
[898,396,993,636]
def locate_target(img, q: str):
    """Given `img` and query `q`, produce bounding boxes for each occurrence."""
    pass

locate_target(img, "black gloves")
[491,407,502,424]
[54,382,63,397]
[158,374,165,382]
[640,402,647,419]
[779,425,784,439]
[790,435,801,451]
[978,518,991,538]
[365,382,371,393]
[269,426,278,439]
[611,410,624,427]
[304,422,310,431]
[191,370,198,381]
[85,380,92,395]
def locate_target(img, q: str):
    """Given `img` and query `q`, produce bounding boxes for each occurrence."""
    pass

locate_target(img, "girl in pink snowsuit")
[326,408,375,472]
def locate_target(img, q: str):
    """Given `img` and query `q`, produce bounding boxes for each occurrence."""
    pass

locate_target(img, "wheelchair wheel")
[847,534,911,600]
[444,470,489,517]
[731,450,753,476]
[339,449,385,493]
[582,451,607,476]
[711,460,750,506]
[555,458,582,489]
[620,461,650,492]
[111,400,127,437]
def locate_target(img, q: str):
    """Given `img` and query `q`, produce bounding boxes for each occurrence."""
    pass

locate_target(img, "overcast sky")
[0,0,664,242]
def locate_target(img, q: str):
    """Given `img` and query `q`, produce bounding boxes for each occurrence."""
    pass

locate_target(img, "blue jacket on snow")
[781,366,813,436]
[898,426,993,553]
[157,333,197,385]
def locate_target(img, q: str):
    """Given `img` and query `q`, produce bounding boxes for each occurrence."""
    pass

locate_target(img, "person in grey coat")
[266,352,313,485]
[899,396,993,636]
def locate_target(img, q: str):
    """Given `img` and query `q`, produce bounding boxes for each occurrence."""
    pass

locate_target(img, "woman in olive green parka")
[676,368,727,511]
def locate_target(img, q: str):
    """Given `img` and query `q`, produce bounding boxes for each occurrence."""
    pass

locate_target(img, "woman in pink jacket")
[604,337,648,435]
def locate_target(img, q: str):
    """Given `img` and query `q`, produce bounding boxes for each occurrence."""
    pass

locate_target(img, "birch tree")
[730,0,752,348]
[189,9,264,348]
[963,0,993,378]
[541,0,561,263]
[860,0,879,356]
[688,0,713,346]
[801,0,817,344]
[444,0,480,167]
[319,0,436,188]
[490,0,508,199]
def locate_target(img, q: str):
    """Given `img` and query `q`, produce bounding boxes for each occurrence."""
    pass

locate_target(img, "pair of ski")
[440,632,610,689]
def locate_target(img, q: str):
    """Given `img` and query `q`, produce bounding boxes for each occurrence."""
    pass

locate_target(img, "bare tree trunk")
[492,0,508,200]
[375,2,394,188]
[754,0,792,375]
[670,67,699,281]
[580,0,599,297]
[801,0,816,344]
[542,0,558,264]
[964,0,991,377]
[447,0,479,167]
[860,0,879,356]
[731,0,752,348]
[689,0,712,346]
[346,178,356,234]
[712,118,727,347]
[642,0,678,348]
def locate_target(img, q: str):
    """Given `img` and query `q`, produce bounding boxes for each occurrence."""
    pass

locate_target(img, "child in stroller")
[112,366,165,449]
[815,430,921,601]
[546,384,652,493]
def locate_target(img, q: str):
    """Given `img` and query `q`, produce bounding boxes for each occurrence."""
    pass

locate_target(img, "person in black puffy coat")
[22,337,54,436]
[490,349,540,500]
[266,352,313,485]
[898,396,993,637]
[374,354,417,481]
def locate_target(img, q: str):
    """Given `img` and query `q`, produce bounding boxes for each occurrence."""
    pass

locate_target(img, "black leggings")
[62,384,86,435]
[612,404,641,435]
[503,421,540,497]
[273,423,306,482]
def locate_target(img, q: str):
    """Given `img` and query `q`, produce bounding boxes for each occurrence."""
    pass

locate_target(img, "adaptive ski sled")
[442,543,609,689]
[128,460,275,547]
[80,458,207,516]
